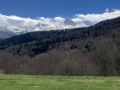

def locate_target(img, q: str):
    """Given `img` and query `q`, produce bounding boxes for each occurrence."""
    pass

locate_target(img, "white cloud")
[106,8,109,12]
[38,17,53,25]
[54,17,64,22]
[72,18,83,22]
[75,9,120,23]
[0,9,120,27]
[0,14,40,26]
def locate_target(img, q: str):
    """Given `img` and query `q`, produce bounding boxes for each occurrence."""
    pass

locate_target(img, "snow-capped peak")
[62,18,75,25]
[0,14,95,38]
[0,19,94,38]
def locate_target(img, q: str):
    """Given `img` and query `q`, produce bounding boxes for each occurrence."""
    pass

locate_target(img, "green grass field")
[0,75,120,90]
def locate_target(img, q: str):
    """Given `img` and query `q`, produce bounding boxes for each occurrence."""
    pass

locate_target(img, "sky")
[0,0,120,27]
[0,0,120,18]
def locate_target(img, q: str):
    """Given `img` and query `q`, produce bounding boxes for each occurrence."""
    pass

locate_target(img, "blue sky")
[0,0,119,18]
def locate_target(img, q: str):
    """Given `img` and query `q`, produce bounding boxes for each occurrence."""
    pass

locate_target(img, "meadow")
[0,75,120,90]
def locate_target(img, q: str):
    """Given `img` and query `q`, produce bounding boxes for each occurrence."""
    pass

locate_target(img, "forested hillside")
[0,17,120,76]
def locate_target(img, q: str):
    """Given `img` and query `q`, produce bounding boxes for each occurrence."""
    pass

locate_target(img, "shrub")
[55,60,78,76]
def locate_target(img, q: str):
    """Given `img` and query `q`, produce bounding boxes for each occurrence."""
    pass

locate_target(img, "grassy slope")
[0,75,120,90]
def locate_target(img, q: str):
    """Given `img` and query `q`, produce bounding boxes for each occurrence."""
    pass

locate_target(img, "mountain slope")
[0,38,4,41]
[0,17,120,55]
[1,17,120,76]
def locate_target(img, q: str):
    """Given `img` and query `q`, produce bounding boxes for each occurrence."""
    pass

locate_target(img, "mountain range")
[0,18,94,38]
[0,17,120,76]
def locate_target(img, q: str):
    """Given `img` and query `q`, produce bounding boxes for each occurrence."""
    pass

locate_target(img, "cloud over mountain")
[0,9,120,27]
[0,9,120,39]
[74,9,120,23]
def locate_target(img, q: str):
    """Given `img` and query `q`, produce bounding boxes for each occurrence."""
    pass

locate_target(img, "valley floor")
[0,75,120,90]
